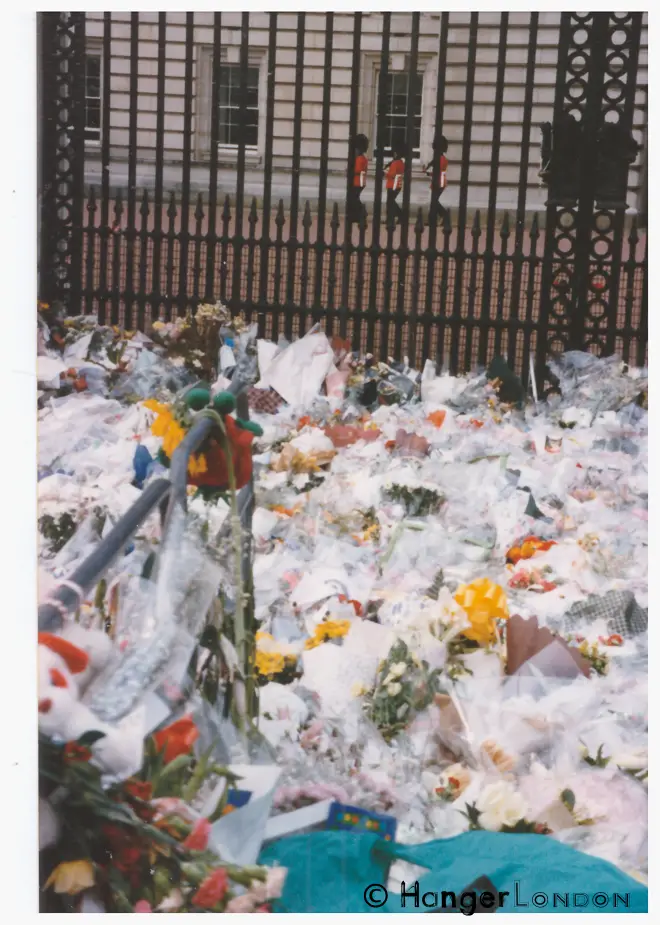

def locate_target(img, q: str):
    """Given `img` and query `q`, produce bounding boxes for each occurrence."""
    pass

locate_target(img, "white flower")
[351,682,367,697]
[389,662,407,678]
[387,682,402,697]
[475,780,528,831]
[156,889,184,912]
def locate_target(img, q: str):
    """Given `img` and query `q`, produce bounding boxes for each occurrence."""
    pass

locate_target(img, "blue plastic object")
[259,830,648,914]
[132,444,153,489]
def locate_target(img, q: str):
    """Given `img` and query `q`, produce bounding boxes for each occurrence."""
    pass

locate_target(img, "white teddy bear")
[38,626,145,780]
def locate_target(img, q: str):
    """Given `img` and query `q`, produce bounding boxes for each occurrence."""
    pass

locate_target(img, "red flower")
[114,844,142,874]
[338,595,363,617]
[38,698,53,714]
[182,818,211,852]
[191,868,229,909]
[152,715,199,764]
[125,779,153,802]
[256,905,272,913]
[606,634,624,647]
[63,742,92,763]
[448,777,460,789]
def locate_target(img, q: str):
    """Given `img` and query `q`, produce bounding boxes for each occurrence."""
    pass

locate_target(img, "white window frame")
[359,51,437,171]
[84,42,103,149]
[196,45,266,165]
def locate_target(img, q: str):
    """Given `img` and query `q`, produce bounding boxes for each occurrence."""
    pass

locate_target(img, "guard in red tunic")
[385,143,405,227]
[424,134,449,226]
[348,134,369,225]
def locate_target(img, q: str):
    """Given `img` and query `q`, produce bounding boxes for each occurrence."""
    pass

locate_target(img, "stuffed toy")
[145,388,263,492]
[38,627,145,782]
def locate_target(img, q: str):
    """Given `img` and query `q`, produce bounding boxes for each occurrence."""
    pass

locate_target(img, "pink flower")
[226,894,256,913]
[134,900,153,913]
[182,818,211,852]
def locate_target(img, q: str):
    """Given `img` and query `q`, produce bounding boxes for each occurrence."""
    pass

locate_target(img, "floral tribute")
[362,640,444,742]
[39,715,286,913]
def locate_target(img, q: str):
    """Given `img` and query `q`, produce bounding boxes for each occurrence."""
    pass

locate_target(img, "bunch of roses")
[461,780,551,835]
[41,715,287,913]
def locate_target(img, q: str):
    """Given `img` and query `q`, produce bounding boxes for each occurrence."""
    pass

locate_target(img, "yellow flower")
[162,420,187,458]
[453,578,509,645]
[45,860,95,895]
[255,650,286,676]
[304,619,352,650]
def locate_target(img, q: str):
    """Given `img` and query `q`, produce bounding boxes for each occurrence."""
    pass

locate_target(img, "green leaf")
[77,730,107,747]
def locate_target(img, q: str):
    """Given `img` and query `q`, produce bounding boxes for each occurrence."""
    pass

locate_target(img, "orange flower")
[191,868,229,909]
[427,410,447,429]
[152,715,199,764]
[45,860,95,895]
[297,416,312,430]
[506,536,556,565]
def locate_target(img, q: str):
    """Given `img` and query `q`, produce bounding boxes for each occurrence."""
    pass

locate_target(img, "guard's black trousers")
[347,186,367,225]
[386,188,403,226]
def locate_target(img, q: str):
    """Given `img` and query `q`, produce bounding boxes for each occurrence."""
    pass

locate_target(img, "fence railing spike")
[275,199,286,227]
[530,211,540,239]
[167,190,177,219]
[194,192,205,221]
[500,211,511,237]
[140,188,150,217]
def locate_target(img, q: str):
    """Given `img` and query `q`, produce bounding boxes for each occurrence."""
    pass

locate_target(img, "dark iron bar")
[110,192,123,325]
[622,217,639,364]
[449,12,479,373]
[522,213,541,380]
[354,215,368,352]
[312,12,334,323]
[246,198,258,308]
[193,193,204,303]
[340,12,363,339]
[85,188,97,314]
[204,12,222,304]
[300,202,312,326]
[165,192,177,319]
[478,12,509,367]
[327,202,340,325]
[150,13,167,319]
[423,12,450,363]
[124,13,139,329]
[220,195,231,306]
[137,190,150,324]
[232,12,251,316]
[176,13,195,319]
[408,209,425,362]
[394,11,420,360]
[494,213,511,356]
[509,12,539,368]
[272,200,286,340]
[258,13,277,332]
[98,12,112,323]
[366,11,391,356]
[436,212,453,372]
[285,12,306,339]
[464,210,482,367]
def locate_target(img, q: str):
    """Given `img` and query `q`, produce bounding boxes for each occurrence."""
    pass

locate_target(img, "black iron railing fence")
[39,12,648,385]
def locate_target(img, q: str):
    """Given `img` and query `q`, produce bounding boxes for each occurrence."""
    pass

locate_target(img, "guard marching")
[348,133,369,225]
[424,133,449,226]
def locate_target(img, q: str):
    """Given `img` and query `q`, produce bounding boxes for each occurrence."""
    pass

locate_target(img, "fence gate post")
[536,13,643,381]
[38,12,86,313]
